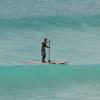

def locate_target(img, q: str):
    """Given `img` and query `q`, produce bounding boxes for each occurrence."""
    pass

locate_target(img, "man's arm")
[45,43,50,48]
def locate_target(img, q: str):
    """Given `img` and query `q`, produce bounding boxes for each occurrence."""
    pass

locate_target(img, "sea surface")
[0,0,100,100]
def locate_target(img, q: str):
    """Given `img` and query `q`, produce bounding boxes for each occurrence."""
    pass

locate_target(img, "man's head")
[44,38,47,42]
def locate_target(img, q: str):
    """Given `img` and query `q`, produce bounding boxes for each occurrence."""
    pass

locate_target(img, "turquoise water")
[0,0,100,100]
[0,64,100,100]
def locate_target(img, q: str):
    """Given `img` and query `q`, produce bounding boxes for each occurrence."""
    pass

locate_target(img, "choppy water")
[0,0,100,100]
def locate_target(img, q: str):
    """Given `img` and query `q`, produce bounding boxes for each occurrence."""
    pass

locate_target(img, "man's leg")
[42,55,46,63]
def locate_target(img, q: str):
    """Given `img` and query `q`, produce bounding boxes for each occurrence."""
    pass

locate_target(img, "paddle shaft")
[48,40,51,63]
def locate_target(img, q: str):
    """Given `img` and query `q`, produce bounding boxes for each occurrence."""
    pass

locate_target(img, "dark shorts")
[41,51,46,57]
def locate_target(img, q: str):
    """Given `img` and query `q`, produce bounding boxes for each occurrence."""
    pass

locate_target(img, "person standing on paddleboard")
[41,38,50,63]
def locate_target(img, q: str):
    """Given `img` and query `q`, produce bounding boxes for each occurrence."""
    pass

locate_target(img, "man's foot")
[42,61,47,63]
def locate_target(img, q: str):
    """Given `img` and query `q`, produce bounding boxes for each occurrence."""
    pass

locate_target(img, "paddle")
[48,40,51,63]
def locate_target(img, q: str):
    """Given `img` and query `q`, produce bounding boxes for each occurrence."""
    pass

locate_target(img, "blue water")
[0,0,100,100]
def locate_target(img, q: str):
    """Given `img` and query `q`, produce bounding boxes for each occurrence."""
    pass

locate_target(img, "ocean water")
[0,0,100,100]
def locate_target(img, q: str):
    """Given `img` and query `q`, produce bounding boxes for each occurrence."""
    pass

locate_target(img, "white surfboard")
[24,61,68,64]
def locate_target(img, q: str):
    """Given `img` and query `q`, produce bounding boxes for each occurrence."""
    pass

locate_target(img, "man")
[41,38,49,63]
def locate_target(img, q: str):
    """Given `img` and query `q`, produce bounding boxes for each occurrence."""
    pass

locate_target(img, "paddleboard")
[24,61,68,64]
